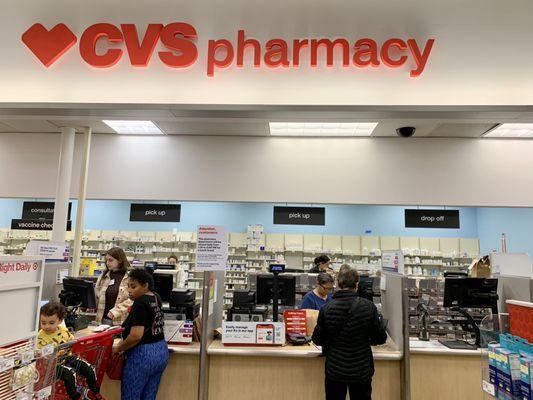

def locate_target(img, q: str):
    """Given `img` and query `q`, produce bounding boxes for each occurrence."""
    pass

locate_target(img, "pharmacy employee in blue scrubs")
[300,273,334,310]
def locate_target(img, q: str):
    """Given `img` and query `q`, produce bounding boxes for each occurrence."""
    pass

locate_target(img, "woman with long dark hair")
[95,247,132,325]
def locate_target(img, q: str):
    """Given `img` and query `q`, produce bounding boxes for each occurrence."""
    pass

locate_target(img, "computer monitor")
[358,276,375,302]
[153,272,174,303]
[155,264,175,270]
[61,277,97,309]
[256,274,296,307]
[144,261,158,272]
[443,277,499,312]
[170,289,195,307]
[233,290,256,309]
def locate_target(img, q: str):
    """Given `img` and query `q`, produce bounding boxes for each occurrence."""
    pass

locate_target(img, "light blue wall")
[3,198,533,255]
[0,198,27,227]
[0,198,478,238]
[477,208,533,257]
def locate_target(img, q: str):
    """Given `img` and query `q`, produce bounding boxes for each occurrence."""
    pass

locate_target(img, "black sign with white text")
[11,219,72,231]
[22,201,72,220]
[273,206,325,226]
[404,209,460,229]
[130,203,181,222]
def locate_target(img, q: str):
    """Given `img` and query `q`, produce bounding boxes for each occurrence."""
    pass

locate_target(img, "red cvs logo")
[21,22,197,68]
[21,22,434,77]
[21,23,77,67]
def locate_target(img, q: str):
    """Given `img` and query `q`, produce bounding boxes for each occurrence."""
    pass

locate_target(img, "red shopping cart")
[53,327,123,400]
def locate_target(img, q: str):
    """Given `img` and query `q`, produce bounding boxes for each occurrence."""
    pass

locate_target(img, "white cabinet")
[85,229,101,241]
[229,232,247,248]
[440,238,460,257]
[342,236,361,255]
[380,236,400,251]
[101,230,119,241]
[304,234,322,252]
[419,237,439,253]
[155,231,174,242]
[265,233,284,251]
[361,236,380,254]
[459,238,480,257]
[179,232,194,242]
[323,235,342,253]
[136,231,155,242]
[400,237,420,253]
[65,231,75,241]
[284,234,303,251]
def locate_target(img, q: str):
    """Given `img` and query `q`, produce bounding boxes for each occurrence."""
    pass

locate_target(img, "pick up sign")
[129,203,181,222]
[273,206,325,226]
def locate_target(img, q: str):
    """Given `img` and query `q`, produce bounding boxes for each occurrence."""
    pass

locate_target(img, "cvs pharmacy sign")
[21,22,435,77]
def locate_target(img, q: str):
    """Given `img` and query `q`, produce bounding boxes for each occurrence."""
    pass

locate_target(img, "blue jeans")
[121,340,169,400]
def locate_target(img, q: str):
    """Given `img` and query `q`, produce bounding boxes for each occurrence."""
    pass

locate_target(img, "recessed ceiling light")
[483,123,533,138]
[269,122,378,137]
[103,120,165,135]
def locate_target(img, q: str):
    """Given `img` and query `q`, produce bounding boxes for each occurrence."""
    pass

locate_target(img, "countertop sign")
[22,201,72,220]
[130,203,181,222]
[404,209,460,229]
[273,206,325,226]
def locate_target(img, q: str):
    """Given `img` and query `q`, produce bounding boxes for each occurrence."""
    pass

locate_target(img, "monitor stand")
[438,339,478,350]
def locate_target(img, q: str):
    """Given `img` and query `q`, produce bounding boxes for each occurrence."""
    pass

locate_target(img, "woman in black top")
[309,254,334,274]
[312,265,387,400]
[113,269,169,400]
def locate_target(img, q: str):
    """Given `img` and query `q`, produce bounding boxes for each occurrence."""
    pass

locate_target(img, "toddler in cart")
[37,302,104,400]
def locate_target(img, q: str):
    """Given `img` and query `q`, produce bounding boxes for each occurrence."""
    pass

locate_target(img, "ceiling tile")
[155,121,269,136]
[425,123,498,137]
[0,119,60,133]
[48,120,116,134]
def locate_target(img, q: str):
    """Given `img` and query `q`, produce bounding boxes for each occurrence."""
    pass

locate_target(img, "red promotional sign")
[21,23,435,77]
[0,262,39,274]
[284,309,307,335]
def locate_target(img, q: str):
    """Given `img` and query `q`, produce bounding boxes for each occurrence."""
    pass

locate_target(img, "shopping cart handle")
[57,340,77,351]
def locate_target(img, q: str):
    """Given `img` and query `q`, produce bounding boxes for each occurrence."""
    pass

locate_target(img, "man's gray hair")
[337,264,360,289]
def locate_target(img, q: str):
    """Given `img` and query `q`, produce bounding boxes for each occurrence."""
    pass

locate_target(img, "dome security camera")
[396,126,416,138]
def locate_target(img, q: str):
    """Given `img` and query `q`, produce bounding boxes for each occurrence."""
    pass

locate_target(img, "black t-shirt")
[122,293,165,345]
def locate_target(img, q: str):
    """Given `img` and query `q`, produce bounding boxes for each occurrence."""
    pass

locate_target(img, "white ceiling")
[1,104,533,137]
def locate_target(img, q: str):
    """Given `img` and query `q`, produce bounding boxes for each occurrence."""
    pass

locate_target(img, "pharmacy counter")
[409,339,485,400]
[207,339,402,400]
[100,342,200,400]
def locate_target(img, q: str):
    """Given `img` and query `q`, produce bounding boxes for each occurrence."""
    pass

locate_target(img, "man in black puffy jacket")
[312,265,387,400]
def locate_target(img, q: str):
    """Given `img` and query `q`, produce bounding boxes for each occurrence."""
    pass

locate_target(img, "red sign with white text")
[21,23,435,77]
[284,309,308,335]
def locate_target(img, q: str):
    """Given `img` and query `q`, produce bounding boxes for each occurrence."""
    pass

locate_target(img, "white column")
[51,127,76,242]
[72,128,92,277]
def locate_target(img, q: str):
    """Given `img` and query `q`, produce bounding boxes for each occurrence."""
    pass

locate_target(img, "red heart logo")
[21,23,77,67]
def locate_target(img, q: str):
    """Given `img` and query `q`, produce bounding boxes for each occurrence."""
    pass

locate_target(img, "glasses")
[319,284,334,293]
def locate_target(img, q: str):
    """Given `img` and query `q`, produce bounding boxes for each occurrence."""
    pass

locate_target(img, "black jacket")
[308,265,320,273]
[312,289,387,383]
